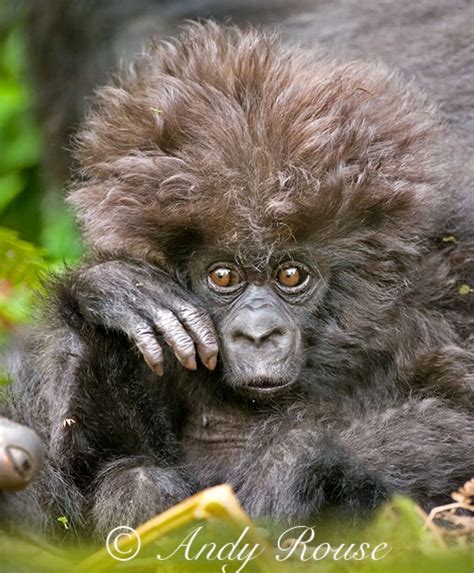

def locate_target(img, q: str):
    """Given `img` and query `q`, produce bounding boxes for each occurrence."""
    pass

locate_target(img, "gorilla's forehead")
[187,238,320,275]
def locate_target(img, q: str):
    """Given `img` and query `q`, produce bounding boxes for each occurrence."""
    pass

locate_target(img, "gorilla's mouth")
[222,343,303,397]
[243,376,295,394]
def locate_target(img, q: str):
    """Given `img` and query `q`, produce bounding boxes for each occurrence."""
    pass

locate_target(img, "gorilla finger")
[132,324,165,376]
[178,306,219,370]
[153,309,197,370]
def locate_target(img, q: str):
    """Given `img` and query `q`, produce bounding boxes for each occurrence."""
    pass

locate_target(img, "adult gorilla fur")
[2,21,473,542]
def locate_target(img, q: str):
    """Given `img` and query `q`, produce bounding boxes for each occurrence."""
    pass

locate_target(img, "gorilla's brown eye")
[209,267,240,289]
[276,265,309,290]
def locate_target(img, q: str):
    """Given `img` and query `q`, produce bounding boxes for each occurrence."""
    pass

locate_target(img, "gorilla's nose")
[229,309,290,351]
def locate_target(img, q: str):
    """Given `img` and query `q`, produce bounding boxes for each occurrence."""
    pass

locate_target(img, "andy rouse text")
[152,525,391,572]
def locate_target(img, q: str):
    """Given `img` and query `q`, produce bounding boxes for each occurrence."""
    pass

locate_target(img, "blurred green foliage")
[0,9,81,347]
[1,496,473,573]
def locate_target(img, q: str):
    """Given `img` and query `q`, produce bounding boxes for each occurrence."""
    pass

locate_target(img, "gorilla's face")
[190,248,326,396]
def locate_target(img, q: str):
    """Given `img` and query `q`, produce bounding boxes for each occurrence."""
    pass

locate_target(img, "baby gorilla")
[2,22,473,541]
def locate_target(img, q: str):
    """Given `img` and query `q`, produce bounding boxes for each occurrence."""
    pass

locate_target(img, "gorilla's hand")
[231,428,388,522]
[67,260,219,375]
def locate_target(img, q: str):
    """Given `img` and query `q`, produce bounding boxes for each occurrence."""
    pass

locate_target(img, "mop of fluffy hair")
[69,21,453,267]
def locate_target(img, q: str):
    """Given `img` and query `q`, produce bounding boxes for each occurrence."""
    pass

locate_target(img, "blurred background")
[0,1,81,351]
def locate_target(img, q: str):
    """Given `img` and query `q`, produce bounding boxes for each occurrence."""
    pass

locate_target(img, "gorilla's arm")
[230,426,389,522]
[339,397,474,508]
[230,396,473,521]
[59,259,219,375]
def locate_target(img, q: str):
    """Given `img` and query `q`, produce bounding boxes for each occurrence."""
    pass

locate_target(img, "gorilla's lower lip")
[244,378,293,393]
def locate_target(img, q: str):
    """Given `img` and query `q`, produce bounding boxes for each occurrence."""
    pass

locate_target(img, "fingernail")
[205,354,217,371]
[154,363,164,377]
[184,356,197,370]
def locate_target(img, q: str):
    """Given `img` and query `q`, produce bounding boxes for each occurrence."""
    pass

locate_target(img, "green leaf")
[0,173,24,211]
[0,227,46,287]
[56,516,70,530]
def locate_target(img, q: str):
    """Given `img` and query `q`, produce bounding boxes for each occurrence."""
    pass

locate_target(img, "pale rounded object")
[0,417,44,490]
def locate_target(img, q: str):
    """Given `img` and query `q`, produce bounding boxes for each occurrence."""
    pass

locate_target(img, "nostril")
[232,326,287,347]
[231,329,254,344]
[267,326,285,339]
[258,327,285,344]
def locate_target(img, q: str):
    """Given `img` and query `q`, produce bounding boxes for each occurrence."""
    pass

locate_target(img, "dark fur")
[2,21,473,542]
